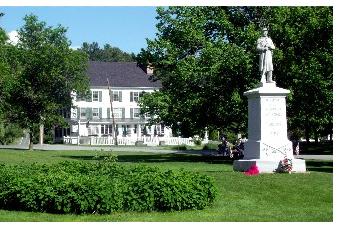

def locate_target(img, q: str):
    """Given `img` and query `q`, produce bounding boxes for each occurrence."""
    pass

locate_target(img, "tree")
[138,7,262,137]
[138,7,333,141]
[79,42,136,62]
[2,14,90,149]
[0,12,10,114]
[264,7,333,143]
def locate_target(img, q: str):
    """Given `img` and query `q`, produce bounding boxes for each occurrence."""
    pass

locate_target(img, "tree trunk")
[314,134,319,144]
[305,127,310,144]
[29,130,34,150]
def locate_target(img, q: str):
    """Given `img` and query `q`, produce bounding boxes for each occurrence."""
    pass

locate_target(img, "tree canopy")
[137,6,333,141]
[79,42,136,62]
[0,14,90,149]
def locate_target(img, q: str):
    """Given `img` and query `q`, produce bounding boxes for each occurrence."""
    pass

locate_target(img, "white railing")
[63,136,194,146]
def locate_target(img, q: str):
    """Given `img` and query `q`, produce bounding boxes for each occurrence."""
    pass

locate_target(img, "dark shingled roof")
[87,61,161,88]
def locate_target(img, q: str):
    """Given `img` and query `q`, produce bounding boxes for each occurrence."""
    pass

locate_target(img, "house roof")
[87,61,161,88]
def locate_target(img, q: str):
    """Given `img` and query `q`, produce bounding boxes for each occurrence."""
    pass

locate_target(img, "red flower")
[244,165,259,176]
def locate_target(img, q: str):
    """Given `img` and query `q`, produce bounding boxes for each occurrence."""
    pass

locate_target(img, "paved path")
[0,143,333,161]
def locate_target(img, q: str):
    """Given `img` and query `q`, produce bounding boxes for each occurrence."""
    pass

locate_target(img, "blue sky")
[0,6,158,54]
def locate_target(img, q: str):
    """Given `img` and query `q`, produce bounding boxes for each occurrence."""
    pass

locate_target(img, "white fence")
[63,136,195,146]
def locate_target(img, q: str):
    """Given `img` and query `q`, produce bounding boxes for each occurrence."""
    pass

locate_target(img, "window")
[92,108,99,118]
[160,124,165,134]
[130,91,146,102]
[133,108,140,118]
[112,91,122,102]
[133,92,139,102]
[88,126,99,136]
[113,108,123,118]
[101,124,112,135]
[59,109,70,118]
[92,91,99,101]
[80,108,87,119]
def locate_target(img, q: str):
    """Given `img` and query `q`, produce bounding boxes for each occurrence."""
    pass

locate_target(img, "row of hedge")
[0,160,217,214]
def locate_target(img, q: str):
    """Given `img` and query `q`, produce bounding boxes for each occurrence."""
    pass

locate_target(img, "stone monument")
[233,28,306,173]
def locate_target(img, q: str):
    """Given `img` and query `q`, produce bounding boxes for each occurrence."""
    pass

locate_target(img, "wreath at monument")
[278,156,293,173]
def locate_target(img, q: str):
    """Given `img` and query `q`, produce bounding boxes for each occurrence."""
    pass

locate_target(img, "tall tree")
[79,42,136,62]
[138,6,333,141]
[0,12,9,113]
[138,7,261,137]
[265,7,333,142]
[2,14,90,149]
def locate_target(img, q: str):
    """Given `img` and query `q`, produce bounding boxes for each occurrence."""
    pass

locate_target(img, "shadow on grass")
[300,141,333,155]
[60,153,234,165]
[59,154,333,173]
[306,160,333,173]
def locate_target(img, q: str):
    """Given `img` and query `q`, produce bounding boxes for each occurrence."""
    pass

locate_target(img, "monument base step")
[233,159,306,173]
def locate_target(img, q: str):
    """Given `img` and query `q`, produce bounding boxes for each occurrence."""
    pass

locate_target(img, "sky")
[0,6,158,54]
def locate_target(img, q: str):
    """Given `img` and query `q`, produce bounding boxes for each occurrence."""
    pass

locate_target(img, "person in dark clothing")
[218,135,231,156]
[231,139,245,160]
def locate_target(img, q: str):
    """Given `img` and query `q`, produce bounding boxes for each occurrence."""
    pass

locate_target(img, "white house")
[54,61,173,143]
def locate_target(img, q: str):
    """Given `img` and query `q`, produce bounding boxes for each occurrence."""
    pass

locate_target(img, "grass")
[0,148,333,222]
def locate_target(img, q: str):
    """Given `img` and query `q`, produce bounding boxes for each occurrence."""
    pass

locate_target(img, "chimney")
[146,63,154,75]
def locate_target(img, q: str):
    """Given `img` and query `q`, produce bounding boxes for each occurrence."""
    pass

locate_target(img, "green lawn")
[0,148,333,222]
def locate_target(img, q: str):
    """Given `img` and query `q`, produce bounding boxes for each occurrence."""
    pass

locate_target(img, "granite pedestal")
[234,82,306,173]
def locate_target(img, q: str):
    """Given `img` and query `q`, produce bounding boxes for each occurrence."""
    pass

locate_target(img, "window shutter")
[130,92,133,102]
[107,108,110,119]
[119,91,122,102]
[87,108,92,120]
[99,108,102,119]
[77,107,80,119]
[99,91,102,102]
[122,108,125,119]
[130,108,133,119]
[86,92,92,102]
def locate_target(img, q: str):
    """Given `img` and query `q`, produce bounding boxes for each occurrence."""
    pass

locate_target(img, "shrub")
[192,136,202,146]
[202,142,219,150]
[0,161,217,214]
[0,121,23,145]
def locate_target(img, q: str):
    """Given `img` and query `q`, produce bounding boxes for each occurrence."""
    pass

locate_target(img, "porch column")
[129,124,135,137]
[98,124,102,137]
[150,125,155,137]
[39,124,44,145]
[118,126,123,137]
[137,124,141,138]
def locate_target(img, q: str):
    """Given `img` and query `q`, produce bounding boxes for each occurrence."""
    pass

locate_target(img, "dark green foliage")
[31,125,54,144]
[78,42,136,62]
[193,138,202,146]
[1,14,90,149]
[169,145,188,150]
[0,160,217,214]
[202,142,219,150]
[0,120,23,145]
[138,7,332,140]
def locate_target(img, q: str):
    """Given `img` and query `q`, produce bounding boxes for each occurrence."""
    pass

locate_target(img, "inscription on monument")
[263,98,285,138]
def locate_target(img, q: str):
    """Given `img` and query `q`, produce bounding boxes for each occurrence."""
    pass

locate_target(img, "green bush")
[0,121,23,145]
[202,142,219,150]
[0,160,217,214]
[192,136,202,146]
